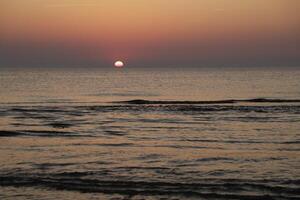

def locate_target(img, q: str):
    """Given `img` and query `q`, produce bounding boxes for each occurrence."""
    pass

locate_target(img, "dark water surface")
[0,68,299,199]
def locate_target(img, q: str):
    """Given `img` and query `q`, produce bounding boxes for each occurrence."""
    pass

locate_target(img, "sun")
[114,60,124,68]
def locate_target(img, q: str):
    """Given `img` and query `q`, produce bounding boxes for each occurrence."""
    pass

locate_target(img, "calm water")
[0,67,300,200]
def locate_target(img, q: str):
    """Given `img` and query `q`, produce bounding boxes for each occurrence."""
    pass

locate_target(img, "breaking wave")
[117,98,300,105]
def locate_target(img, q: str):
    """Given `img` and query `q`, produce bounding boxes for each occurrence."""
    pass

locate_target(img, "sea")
[0,67,299,200]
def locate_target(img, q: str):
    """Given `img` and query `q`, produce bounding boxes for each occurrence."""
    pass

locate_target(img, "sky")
[0,0,299,68]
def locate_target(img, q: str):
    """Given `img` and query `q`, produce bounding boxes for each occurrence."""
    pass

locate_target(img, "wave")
[0,174,299,199]
[0,130,81,137]
[3,104,299,114]
[1,98,300,106]
[117,98,300,105]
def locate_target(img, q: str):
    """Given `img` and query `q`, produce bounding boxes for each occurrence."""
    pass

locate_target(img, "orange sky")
[0,0,299,67]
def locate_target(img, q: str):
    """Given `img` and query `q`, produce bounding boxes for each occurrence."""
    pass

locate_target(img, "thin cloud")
[45,3,99,8]
[215,8,225,12]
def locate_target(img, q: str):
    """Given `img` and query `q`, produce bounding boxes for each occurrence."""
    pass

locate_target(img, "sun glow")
[114,61,124,68]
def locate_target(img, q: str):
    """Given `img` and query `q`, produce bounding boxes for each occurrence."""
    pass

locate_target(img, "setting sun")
[114,61,124,68]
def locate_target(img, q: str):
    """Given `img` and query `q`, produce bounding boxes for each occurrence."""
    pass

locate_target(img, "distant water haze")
[0,67,300,104]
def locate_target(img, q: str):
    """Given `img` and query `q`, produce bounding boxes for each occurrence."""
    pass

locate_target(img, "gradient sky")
[0,0,299,68]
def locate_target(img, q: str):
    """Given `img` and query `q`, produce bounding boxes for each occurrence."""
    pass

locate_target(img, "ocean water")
[0,67,299,200]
